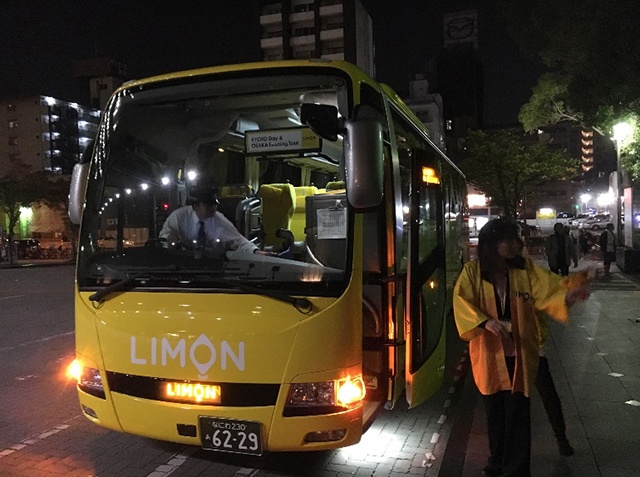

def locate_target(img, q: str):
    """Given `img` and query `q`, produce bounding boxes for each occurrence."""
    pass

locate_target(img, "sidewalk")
[455,256,640,476]
[0,258,73,269]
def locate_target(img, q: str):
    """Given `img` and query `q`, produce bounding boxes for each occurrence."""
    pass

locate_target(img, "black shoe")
[481,466,503,477]
[557,437,574,456]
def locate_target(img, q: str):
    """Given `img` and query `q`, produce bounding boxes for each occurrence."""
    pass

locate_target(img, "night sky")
[0,0,540,127]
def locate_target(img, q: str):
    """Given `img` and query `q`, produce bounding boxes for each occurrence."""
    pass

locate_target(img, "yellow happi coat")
[454,258,569,397]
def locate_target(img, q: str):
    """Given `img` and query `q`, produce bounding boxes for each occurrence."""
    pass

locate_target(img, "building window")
[321,46,344,55]
[263,29,283,38]
[8,136,18,146]
[292,49,314,59]
[446,119,453,131]
[321,20,343,30]
[292,26,314,36]
[7,103,17,111]
[8,120,18,128]
[293,3,312,13]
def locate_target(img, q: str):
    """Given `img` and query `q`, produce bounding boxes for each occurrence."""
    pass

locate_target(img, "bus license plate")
[199,417,262,455]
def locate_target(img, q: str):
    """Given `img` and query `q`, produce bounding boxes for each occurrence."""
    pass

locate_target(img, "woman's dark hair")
[477,217,525,282]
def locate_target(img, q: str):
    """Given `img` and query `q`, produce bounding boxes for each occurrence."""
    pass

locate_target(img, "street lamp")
[612,121,633,245]
[597,192,614,214]
[580,193,591,214]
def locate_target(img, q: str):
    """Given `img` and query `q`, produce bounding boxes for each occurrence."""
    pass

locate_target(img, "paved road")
[0,265,470,477]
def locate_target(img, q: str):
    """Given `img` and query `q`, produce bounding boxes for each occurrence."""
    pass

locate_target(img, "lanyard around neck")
[493,272,511,321]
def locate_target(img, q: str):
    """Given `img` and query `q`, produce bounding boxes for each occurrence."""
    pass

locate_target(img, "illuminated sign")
[422,166,440,184]
[245,127,321,154]
[165,382,221,404]
[536,208,555,219]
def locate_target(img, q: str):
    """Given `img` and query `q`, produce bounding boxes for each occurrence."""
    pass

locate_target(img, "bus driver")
[160,186,262,254]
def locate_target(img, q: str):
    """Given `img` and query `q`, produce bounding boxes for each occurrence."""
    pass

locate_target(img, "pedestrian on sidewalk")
[598,223,616,276]
[578,229,592,258]
[545,222,578,276]
[453,218,590,477]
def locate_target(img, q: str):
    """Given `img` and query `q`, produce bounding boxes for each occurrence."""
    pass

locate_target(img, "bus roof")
[118,59,376,96]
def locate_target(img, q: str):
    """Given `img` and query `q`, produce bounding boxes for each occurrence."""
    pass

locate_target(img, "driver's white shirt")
[159,206,258,254]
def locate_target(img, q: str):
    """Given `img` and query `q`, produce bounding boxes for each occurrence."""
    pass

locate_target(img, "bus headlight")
[67,359,105,399]
[284,375,365,416]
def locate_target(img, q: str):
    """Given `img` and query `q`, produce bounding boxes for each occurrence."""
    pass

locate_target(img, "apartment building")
[259,0,374,76]
[0,96,99,242]
[404,74,446,151]
[1,95,99,175]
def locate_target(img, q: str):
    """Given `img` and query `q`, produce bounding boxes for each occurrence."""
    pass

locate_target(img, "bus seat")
[325,181,345,193]
[291,186,318,241]
[257,183,296,247]
[217,184,252,229]
[236,197,262,244]
[220,184,252,198]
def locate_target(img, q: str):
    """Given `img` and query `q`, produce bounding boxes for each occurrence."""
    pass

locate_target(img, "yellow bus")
[67,60,467,454]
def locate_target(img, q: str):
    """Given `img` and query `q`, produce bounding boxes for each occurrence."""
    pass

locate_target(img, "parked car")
[14,239,42,259]
[568,213,591,227]
[556,211,574,219]
[578,213,612,231]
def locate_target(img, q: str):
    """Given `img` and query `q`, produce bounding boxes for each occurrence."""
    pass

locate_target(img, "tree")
[43,175,78,260]
[497,0,640,180]
[460,129,579,219]
[0,162,51,264]
[518,73,581,133]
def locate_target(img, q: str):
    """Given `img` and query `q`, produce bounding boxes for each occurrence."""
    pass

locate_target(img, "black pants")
[535,356,567,440]
[481,357,531,477]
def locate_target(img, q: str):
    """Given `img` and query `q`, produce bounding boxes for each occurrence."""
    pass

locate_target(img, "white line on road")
[0,330,74,352]
[234,468,260,476]
[0,416,80,459]
[146,446,197,476]
[0,294,26,300]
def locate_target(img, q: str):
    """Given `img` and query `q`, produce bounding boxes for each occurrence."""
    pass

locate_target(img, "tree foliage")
[460,130,579,219]
[497,0,640,179]
[45,175,78,259]
[0,162,51,263]
[518,73,579,133]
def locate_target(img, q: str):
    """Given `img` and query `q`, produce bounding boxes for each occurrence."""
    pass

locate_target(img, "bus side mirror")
[345,118,383,210]
[69,162,89,225]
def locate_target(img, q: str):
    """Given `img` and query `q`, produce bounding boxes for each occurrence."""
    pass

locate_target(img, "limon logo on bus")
[130,334,245,379]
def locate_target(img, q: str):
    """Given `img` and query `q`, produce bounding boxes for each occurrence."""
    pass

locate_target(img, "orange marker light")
[67,359,82,382]
[336,376,366,406]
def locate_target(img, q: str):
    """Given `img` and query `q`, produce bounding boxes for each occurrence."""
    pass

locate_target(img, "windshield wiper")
[89,276,140,303]
[88,265,180,303]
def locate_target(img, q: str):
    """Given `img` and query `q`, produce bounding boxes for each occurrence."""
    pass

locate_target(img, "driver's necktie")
[197,221,206,248]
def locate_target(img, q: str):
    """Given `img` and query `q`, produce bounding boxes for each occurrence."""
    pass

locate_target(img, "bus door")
[405,147,447,408]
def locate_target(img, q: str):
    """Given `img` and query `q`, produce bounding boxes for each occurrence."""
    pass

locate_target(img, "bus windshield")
[77,69,353,297]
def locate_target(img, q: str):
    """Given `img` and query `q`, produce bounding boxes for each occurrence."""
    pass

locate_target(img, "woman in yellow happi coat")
[453,218,590,477]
